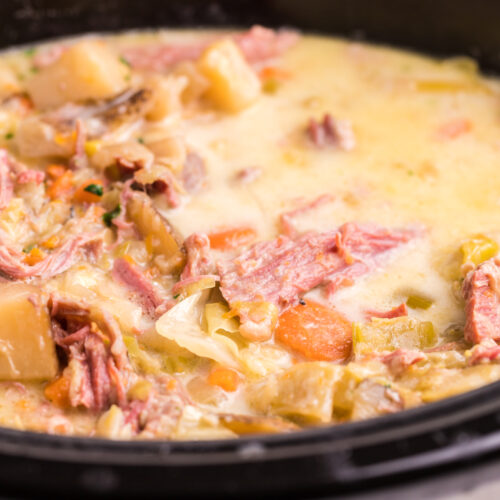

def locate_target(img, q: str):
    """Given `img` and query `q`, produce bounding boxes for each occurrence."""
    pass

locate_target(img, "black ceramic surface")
[2,1,500,498]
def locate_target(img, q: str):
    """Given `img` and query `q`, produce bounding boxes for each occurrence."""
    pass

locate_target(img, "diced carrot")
[41,235,60,249]
[259,66,291,81]
[275,300,353,362]
[24,246,45,265]
[208,367,240,392]
[73,178,104,204]
[46,164,67,179]
[208,226,257,251]
[44,375,71,408]
[46,170,74,200]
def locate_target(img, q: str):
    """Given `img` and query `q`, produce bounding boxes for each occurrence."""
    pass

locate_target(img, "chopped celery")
[354,317,437,355]
[460,234,498,268]
[247,362,342,424]
[406,294,433,310]
[415,79,492,94]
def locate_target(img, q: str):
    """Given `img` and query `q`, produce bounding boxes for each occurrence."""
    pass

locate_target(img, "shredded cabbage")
[155,292,240,369]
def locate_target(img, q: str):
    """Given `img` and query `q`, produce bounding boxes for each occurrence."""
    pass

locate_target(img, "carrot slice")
[275,300,352,362]
[44,375,71,408]
[46,170,74,200]
[208,227,257,251]
[73,179,104,204]
[208,367,240,392]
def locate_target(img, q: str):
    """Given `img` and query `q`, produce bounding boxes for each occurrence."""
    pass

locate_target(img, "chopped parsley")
[137,137,145,144]
[119,55,131,67]
[24,47,36,57]
[4,132,14,140]
[173,294,180,300]
[22,243,35,254]
[83,183,103,197]
[102,205,121,227]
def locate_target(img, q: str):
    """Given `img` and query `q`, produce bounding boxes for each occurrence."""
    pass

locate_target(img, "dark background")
[1,0,500,71]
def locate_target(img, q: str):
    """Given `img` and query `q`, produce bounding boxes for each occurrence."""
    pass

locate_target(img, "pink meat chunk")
[365,303,408,320]
[50,297,131,412]
[463,258,500,344]
[180,232,212,281]
[112,257,164,315]
[218,223,418,314]
[0,233,103,280]
[381,348,425,376]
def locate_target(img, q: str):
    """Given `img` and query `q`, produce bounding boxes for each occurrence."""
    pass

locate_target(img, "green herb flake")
[102,205,121,227]
[30,67,39,74]
[173,294,180,300]
[137,137,145,144]
[83,184,103,197]
[4,132,14,140]
[119,55,131,67]
[24,47,36,57]
[22,243,35,254]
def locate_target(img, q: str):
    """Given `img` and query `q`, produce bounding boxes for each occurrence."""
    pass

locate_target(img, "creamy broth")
[0,27,499,438]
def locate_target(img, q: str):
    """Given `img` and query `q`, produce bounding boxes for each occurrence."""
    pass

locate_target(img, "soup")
[0,26,498,439]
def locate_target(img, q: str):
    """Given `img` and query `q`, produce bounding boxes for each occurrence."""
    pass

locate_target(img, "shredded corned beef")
[180,232,213,281]
[218,223,418,340]
[50,296,131,411]
[307,113,356,151]
[0,233,103,280]
[112,257,164,315]
[16,169,45,185]
[381,348,425,376]
[467,339,500,365]
[366,303,408,320]
[463,258,500,344]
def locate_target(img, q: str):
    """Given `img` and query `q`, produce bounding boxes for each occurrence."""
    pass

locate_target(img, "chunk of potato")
[16,117,74,158]
[145,75,188,121]
[0,64,20,99]
[0,284,57,380]
[198,39,261,113]
[26,40,129,109]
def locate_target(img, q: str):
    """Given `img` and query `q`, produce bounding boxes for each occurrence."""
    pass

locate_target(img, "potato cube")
[198,39,260,113]
[0,64,20,100]
[0,284,57,380]
[26,40,129,109]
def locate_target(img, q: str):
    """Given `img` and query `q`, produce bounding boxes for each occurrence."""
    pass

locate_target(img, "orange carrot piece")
[259,66,291,81]
[46,164,67,179]
[24,247,45,265]
[46,170,74,200]
[41,235,60,249]
[275,300,352,362]
[73,179,103,204]
[208,367,240,392]
[208,227,257,251]
[44,375,71,408]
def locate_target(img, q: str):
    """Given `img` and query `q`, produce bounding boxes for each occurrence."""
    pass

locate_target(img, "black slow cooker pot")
[2,1,500,498]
